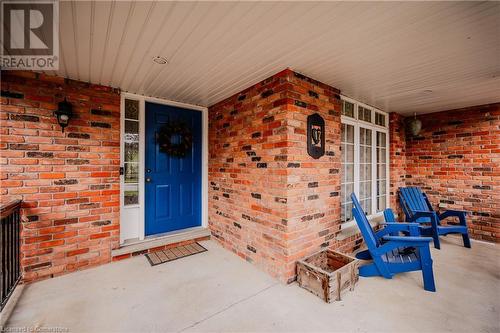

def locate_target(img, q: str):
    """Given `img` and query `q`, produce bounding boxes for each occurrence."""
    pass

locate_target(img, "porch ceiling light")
[153,56,168,65]
[407,112,422,137]
[55,98,73,133]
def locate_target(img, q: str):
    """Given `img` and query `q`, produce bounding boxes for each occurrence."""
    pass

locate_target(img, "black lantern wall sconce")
[55,98,73,132]
[307,113,325,159]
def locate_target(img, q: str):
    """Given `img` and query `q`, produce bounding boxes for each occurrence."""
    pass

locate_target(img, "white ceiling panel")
[88,1,112,83]
[53,1,500,115]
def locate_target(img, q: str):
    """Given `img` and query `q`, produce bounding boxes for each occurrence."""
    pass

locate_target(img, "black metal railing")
[1,200,22,311]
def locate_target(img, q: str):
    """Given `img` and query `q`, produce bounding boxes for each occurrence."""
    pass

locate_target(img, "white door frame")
[119,92,208,244]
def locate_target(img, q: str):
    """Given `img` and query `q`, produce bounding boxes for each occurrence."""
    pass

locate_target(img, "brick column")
[209,69,363,283]
[281,72,343,282]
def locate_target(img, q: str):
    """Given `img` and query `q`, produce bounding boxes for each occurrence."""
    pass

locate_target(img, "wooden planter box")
[297,249,359,303]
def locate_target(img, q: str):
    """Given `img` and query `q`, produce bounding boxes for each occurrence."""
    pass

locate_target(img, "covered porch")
[1,1,499,331]
[6,237,499,332]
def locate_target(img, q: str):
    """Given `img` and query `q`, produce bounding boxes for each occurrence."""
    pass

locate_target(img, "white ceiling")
[53,1,499,115]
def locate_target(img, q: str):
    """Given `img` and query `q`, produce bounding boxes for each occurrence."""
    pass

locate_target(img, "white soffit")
[53,1,500,115]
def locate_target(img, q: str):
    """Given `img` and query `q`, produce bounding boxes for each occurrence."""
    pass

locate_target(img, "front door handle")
[146,177,152,183]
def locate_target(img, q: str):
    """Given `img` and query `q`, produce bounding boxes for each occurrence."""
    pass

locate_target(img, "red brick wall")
[405,103,500,242]
[1,71,121,282]
[209,70,363,283]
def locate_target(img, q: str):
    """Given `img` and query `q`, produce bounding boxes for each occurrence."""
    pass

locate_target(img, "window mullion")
[354,124,360,200]
[371,129,377,216]
[385,130,390,209]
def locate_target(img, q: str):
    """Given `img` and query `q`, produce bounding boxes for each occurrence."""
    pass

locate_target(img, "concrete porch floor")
[6,237,499,333]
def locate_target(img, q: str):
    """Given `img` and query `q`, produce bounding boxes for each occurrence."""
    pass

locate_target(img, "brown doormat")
[145,242,207,266]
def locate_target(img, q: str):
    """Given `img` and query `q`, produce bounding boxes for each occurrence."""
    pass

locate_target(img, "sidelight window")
[124,99,140,205]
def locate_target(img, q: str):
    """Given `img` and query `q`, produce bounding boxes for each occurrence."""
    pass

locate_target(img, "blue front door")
[145,102,202,236]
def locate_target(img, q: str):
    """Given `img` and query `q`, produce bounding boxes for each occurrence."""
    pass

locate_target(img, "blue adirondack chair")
[399,187,471,249]
[351,193,436,292]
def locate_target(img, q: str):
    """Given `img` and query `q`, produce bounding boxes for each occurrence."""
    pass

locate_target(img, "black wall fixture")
[307,113,325,159]
[55,98,73,132]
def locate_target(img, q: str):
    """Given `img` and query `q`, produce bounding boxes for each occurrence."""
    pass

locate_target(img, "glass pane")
[345,164,354,182]
[377,132,386,147]
[125,132,139,142]
[360,199,371,215]
[342,124,354,144]
[365,164,372,180]
[125,120,139,135]
[360,164,367,180]
[360,128,372,145]
[346,183,354,198]
[366,129,372,145]
[342,204,353,223]
[342,144,354,163]
[124,184,139,205]
[378,164,386,179]
[378,196,386,211]
[125,142,139,162]
[360,182,366,198]
[124,163,139,183]
[125,99,139,120]
[346,125,354,143]
[359,106,372,122]
[367,181,372,198]
[346,203,353,221]
[365,200,372,214]
[365,147,372,163]
[342,101,354,118]
[346,145,354,163]
[377,180,387,196]
[376,113,386,127]
[378,148,386,163]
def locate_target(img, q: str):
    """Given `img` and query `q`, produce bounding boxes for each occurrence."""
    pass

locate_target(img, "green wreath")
[157,121,193,157]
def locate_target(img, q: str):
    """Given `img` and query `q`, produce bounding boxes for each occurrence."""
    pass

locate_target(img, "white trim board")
[113,226,210,257]
[119,92,209,244]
